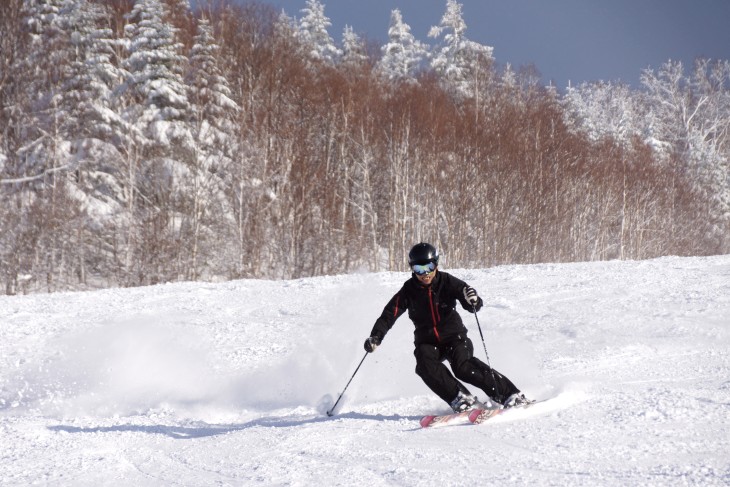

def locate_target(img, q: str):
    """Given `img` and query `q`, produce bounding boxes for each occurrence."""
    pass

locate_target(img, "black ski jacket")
[369,271,482,346]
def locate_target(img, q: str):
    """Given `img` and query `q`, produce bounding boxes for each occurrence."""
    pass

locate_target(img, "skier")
[364,242,530,413]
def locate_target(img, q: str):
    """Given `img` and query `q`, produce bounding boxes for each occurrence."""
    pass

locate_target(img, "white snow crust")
[1,256,729,485]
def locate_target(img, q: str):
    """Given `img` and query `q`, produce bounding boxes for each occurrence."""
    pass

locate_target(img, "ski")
[419,408,477,428]
[420,400,539,428]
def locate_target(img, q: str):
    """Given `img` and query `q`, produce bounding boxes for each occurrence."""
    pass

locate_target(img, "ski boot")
[502,392,533,408]
[449,391,479,413]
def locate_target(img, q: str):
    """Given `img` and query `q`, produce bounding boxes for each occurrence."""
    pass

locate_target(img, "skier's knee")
[454,357,490,382]
[453,360,477,381]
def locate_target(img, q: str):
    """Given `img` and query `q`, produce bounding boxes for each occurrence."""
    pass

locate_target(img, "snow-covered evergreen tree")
[62,2,126,139]
[45,0,133,227]
[21,0,68,96]
[271,10,306,65]
[342,25,368,68]
[1,0,107,291]
[14,0,74,183]
[297,0,341,65]
[187,17,238,164]
[185,16,240,278]
[377,9,428,82]
[123,0,192,155]
[120,0,196,284]
[428,0,494,98]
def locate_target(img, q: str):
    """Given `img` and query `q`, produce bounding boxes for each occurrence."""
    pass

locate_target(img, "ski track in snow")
[1,256,729,485]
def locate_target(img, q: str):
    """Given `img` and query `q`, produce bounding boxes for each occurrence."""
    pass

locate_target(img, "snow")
[1,255,729,485]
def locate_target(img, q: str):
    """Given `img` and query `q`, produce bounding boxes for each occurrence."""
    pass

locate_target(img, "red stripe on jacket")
[428,288,441,342]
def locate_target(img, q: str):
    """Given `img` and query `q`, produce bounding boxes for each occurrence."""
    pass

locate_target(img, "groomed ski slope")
[1,255,729,486]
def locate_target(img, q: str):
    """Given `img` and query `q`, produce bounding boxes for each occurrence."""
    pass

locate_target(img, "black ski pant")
[414,335,519,406]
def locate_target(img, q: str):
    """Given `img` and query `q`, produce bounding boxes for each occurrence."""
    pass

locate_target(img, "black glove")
[463,286,483,311]
[364,335,381,353]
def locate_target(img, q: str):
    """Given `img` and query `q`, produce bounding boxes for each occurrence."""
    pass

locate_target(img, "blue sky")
[260,0,730,89]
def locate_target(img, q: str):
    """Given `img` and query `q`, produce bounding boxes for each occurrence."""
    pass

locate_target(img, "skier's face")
[415,267,437,286]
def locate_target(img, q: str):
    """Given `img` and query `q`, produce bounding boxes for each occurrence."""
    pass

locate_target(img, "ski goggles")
[411,262,437,275]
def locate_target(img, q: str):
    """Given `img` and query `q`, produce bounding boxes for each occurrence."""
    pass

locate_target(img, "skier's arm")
[368,291,407,343]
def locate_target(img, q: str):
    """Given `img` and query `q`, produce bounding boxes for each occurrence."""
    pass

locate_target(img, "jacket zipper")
[428,288,441,342]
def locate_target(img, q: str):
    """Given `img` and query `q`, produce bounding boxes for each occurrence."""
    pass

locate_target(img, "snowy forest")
[0,0,728,294]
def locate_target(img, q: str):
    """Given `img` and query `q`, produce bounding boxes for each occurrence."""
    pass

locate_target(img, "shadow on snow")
[47,412,423,439]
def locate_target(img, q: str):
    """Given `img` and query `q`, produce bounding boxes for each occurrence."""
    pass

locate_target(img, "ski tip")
[419,415,436,428]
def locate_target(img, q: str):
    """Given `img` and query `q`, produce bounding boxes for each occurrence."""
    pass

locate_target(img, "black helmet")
[408,242,439,266]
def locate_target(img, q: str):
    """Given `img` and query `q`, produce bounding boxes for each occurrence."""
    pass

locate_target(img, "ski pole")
[472,304,499,395]
[327,351,368,417]
[472,305,491,365]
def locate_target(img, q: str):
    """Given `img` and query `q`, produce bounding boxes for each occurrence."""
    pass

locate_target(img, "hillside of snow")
[1,255,729,486]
